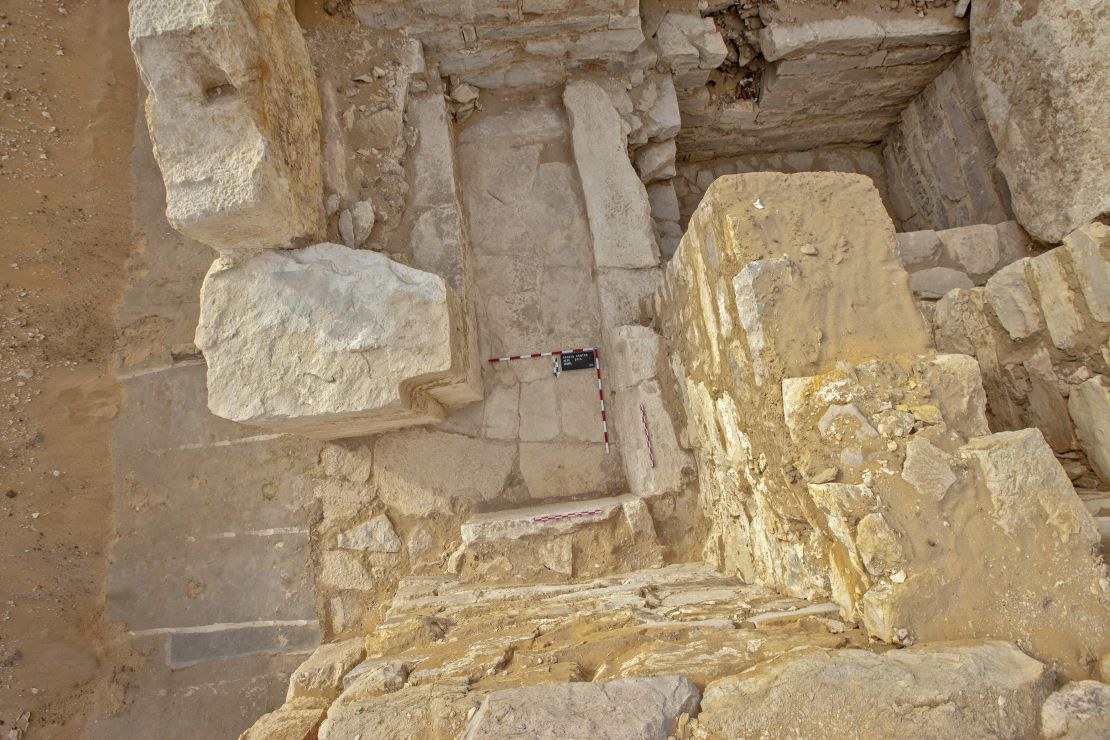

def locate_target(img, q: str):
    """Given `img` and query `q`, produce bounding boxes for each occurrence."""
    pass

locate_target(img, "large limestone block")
[961,429,1098,543]
[460,676,699,739]
[195,244,481,439]
[564,80,659,269]
[656,173,929,599]
[286,638,365,701]
[130,0,325,252]
[699,641,1053,738]
[970,0,1110,242]
[661,172,928,389]
[1069,376,1110,483]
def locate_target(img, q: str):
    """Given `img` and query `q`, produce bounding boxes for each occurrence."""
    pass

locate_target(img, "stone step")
[448,494,666,585]
[296,563,858,739]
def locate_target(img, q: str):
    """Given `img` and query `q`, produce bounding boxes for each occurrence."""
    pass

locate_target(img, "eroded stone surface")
[461,677,699,739]
[195,244,481,439]
[971,0,1110,242]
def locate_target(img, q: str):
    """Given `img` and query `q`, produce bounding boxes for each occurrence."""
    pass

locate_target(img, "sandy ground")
[0,0,135,736]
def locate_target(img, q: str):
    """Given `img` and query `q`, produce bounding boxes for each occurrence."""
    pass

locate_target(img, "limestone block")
[938,224,1001,280]
[985,258,1043,340]
[129,0,324,252]
[374,430,516,516]
[609,325,663,391]
[565,81,659,269]
[1069,376,1110,483]
[1042,681,1110,739]
[519,441,622,501]
[286,638,366,701]
[657,173,929,600]
[636,74,681,143]
[240,703,326,740]
[995,220,1033,264]
[901,437,957,501]
[1063,222,1110,323]
[699,642,1052,739]
[460,676,700,739]
[760,18,884,61]
[634,140,677,184]
[909,267,974,299]
[1030,249,1084,350]
[616,380,689,497]
[336,515,401,553]
[320,678,477,740]
[647,182,681,223]
[597,268,662,327]
[971,0,1110,242]
[319,551,375,591]
[453,495,664,584]
[961,429,1097,543]
[656,13,726,69]
[896,230,941,269]
[194,244,482,439]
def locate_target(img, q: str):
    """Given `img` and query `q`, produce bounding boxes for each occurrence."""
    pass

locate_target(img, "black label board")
[559,351,596,372]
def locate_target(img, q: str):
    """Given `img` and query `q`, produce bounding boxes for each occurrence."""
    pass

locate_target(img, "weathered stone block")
[129,0,324,252]
[1069,376,1110,484]
[195,244,481,439]
[1041,681,1110,739]
[565,80,659,269]
[909,267,974,300]
[461,677,699,739]
[1029,249,1084,350]
[1064,222,1110,323]
[984,258,1043,340]
[971,0,1110,242]
[699,642,1051,739]
[286,638,365,701]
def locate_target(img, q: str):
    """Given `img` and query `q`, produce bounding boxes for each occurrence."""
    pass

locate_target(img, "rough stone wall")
[899,220,1034,299]
[656,173,1110,677]
[933,222,1110,491]
[351,0,646,88]
[676,7,968,159]
[656,172,931,597]
[883,51,1012,232]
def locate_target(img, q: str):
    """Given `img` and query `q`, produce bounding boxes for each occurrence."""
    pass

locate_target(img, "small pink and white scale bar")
[487,347,609,454]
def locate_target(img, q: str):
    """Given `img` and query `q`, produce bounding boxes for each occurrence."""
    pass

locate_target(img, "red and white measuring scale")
[488,347,610,453]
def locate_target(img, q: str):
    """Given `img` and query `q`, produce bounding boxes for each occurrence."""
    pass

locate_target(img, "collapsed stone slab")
[699,641,1053,739]
[970,0,1110,243]
[129,0,324,253]
[195,243,481,439]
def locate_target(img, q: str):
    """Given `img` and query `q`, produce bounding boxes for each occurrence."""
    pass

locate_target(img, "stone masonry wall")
[932,222,1110,491]
[656,172,1110,678]
[883,51,1013,233]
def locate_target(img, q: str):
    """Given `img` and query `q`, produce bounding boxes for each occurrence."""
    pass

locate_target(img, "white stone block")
[195,243,481,439]
[565,81,659,269]
[129,0,324,253]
